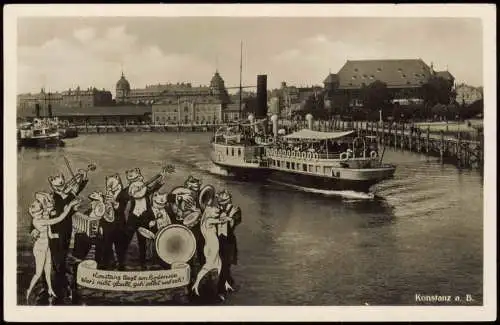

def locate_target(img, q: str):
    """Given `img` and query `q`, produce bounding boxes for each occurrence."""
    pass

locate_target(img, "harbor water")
[17,132,483,305]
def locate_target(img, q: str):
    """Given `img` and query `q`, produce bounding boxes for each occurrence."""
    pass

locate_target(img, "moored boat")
[18,118,64,148]
[210,115,396,194]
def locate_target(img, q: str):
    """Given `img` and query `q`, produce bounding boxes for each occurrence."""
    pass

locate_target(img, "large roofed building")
[324,59,454,110]
[18,104,151,124]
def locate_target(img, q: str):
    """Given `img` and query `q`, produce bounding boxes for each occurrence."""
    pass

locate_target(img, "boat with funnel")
[17,118,64,148]
[210,114,396,194]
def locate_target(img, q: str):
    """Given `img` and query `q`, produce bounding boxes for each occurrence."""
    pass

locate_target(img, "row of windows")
[270,159,322,174]
[226,147,242,157]
[154,107,220,113]
[155,115,218,123]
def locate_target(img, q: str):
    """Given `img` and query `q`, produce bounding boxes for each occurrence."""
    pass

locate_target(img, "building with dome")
[128,70,237,125]
[115,72,131,103]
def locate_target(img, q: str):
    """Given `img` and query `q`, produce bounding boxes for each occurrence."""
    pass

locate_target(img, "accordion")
[72,212,101,239]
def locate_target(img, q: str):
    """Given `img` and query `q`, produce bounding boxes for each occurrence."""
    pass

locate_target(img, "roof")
[19,105,151,117]
[435,71,454,80]
[283,129,355,140]
[323,73,339,84]
[116,74,131,90]
[337,59,432,89]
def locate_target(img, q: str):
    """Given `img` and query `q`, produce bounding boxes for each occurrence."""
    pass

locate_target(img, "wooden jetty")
[276,119,483,170]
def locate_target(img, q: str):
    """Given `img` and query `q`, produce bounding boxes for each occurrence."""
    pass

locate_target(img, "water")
[17,133,483,305]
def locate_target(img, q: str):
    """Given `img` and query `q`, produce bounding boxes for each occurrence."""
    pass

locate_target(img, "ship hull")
[212,161,395,193]
[18,136,63,148]
[267,169,389,193]
[212,161,270,181]
[59,127,79,139]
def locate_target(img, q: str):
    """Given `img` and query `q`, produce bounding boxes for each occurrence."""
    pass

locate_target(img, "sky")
[17,17,483,95]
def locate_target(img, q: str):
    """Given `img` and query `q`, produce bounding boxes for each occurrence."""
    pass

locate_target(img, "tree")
[422,76,454,107]
[360,81,394,119]
[459,99,483,119]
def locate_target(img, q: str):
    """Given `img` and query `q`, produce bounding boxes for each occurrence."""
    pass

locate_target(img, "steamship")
[210,47,394,194]
[17,118,64,148]
[210,115,396,193]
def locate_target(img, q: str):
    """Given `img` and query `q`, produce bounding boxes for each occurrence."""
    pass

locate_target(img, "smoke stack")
[306,113,313,130]
[256,75,268,119]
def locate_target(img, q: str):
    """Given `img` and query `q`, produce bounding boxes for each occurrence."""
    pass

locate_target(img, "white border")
[3,4,497,322]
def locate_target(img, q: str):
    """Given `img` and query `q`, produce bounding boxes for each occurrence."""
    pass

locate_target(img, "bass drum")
[199,184,215,210]
[155,224,197,265]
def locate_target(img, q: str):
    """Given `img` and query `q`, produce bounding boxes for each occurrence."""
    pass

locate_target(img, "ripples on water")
[17,133,483,305]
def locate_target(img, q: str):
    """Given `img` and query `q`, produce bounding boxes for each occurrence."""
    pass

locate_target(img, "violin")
[62,163,97,194]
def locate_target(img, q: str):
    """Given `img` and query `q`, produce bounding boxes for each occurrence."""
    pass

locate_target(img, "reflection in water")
[16,133,483,306]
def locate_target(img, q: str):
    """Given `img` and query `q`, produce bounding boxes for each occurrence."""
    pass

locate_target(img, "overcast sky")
[17,17,483,95]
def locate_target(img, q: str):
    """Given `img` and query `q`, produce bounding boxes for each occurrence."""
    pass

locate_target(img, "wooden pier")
[276,119,484,170]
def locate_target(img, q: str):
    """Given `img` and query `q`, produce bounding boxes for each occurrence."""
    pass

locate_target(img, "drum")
[183,210,201,228]
[155,224,196,265]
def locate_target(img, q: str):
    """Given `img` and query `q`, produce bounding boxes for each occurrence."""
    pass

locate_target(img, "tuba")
[198,184,215,211]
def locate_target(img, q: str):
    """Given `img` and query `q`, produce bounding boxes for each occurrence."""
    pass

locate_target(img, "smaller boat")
[58,123,79,139]
[18,118,64,148]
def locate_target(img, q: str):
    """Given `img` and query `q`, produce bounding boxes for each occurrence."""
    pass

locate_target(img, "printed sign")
[76,260,190,291]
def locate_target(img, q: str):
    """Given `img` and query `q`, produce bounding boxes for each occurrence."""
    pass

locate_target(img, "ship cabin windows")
[277,160,280,168]
[238,148,241,157]
[286,162,290,169]
[231,148,234,156]
[316,166,322,174]
[291,162,295,170]
[226,147,229,155]
[302,164,307,172]
[308,165,314,173]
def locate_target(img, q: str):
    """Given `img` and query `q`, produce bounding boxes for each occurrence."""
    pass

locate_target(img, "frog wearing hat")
[86,191,118,270]
[215,189,242,298]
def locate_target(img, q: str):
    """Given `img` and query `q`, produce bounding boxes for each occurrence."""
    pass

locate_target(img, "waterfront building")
[17,89,63,115]
[116,70,230,105]
[323,59,455,110]
[18,104,151,125]
[455,83,483,105]
[60,87,113,108]
[152,96,224,124]
[136,70,241,124]
[17,87,113,111]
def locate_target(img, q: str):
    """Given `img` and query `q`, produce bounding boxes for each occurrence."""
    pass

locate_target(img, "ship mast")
[239,41,243,120]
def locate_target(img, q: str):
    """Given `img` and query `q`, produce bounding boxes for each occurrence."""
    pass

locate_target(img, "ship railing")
[265,148,343,161]
[265,147,380,161]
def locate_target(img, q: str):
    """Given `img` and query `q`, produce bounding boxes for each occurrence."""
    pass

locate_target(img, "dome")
[210,71,225,88]
[116,73,130,90]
